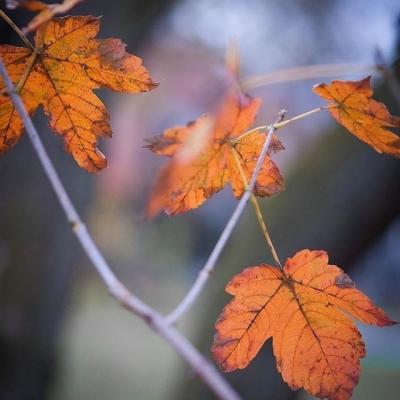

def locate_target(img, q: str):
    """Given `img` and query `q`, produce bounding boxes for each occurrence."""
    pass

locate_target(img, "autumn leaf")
[6,0,83,34]
[0,15,157,171]
[145,88,284,216]
[212,249,395,400]
[313,77,400,158]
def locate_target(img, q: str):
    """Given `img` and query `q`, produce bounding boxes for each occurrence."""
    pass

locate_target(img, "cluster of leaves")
[0,3,398,399]
[144,65,399,400]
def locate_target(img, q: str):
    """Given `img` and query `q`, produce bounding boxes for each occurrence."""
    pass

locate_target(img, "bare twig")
[0,9,34,49]
[0,58,241,400]
[241,63,376,91]
[232,105,330,144]
[166,110,287,325]
[375,48,400,109]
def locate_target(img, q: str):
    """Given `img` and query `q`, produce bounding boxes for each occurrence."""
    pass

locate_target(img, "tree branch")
[166,110,286,325]
[232,105,329,144]
[0,58,241,400]
[240,62,376,90]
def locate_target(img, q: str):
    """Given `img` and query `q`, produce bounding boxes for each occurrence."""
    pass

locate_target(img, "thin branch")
[241,63,376,91]
[232,105,328,144]
[274,105,330,129]
[0,58,241,400]
[166,110,287,326]
[0,9,34,50]
[229,145,282,269]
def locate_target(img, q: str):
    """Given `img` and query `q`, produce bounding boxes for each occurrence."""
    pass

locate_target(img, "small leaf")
[313,77,400,158]
[212,249,396,400]
[0,16,157,171]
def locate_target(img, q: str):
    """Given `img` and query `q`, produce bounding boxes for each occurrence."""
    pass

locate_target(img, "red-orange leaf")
[313,77,400,157]
[146,88,284,216]
[0,15,157,171]
[212,249,396,400]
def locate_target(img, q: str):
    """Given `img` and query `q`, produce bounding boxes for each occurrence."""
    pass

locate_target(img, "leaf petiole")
[230,145,283,269]
[16,49,39,93]
[232,105,333,144]
[0,48,39,96]
[273,105,333,129]
[0,10,34,50]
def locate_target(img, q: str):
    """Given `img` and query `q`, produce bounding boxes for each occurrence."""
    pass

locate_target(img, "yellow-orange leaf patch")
[146,89,284,216]
[313,77,400,158]
[0,15,157,171]
[212,249,395,400]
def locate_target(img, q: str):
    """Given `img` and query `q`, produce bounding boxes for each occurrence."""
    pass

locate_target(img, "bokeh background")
[0,0,400,399]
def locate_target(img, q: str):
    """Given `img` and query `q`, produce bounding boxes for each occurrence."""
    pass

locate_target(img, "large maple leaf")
[0,15,157,171]
[212,249,395,400]
[313,77,400,158]
[145,88,284,216]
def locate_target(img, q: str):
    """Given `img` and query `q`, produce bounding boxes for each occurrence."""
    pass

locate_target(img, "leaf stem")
[229,145,282,269]
[273,105,331,129]
[166,110,287,325]
[0,48,39,95]
[232,105,330,144]
[0,9,34,50]
[0,57,241,400]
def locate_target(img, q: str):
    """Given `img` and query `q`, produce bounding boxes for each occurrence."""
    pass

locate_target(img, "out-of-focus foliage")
[6,0,83,33]
[314,77,400,157]
[146,88,283,216]
[0,15,156,171]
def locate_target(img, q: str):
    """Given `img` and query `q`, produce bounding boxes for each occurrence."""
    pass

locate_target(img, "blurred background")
[0,0,400,399]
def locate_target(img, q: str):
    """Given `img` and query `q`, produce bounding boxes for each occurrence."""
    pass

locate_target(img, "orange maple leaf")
[212,249,395,400]
[145,89,284,216]
[313,77,400,158]
[0,15,157,171]
[6,0,84,34]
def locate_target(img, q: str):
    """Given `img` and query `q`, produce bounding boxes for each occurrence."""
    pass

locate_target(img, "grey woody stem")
[166,110,287,325]
[0,58,241,400]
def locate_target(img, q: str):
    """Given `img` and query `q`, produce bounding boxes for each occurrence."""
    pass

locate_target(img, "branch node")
[278,109,288,120]
[200,269,211,278]
[69,220,80,231]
